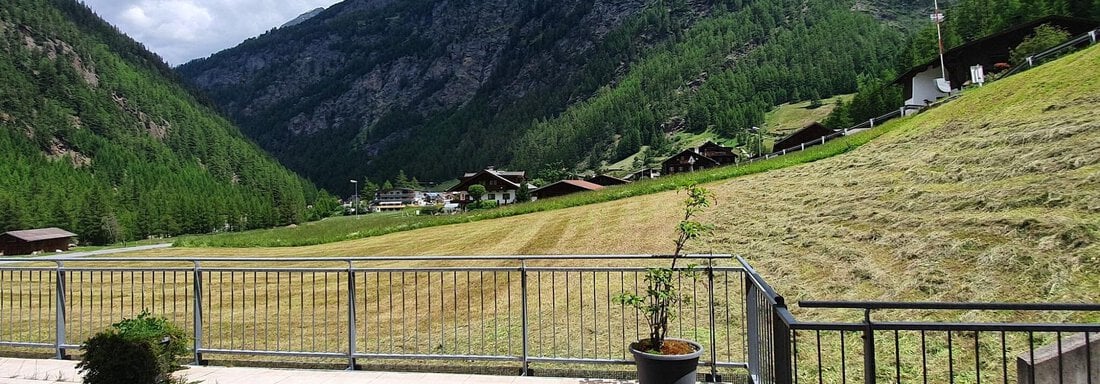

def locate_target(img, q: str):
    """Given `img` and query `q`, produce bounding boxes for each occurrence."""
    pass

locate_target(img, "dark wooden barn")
[585,174,629,186]
[697,141,739,165]
[662,149,721,176]
[772,122,835,152]
[531,180,604,200]
[0,228,77,256]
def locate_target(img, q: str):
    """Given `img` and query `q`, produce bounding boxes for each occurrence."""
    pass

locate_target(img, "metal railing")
[744,280,1100,384]
[0,254,746,380]
[1002,28,1100,78]
[747,108,904,163]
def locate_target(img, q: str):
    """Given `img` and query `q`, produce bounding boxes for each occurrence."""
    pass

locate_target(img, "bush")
[77,311,189,384]
[467,200,499,211]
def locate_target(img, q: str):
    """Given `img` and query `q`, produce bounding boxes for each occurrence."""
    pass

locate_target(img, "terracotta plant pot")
[629,338,703,384]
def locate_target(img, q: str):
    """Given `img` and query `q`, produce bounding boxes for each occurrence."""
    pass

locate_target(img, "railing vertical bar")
[894,330,901,384]
[921,331,928,384]
[863,309,875,384]
[949,331,955,384]
[54,262,66,359]
[520,261,530,376]
[1085,332,1093,384]
[707,266,719,382]
[1001,331,1008,384]
[346,261,356,369]
[841,331,848,384]
[192,261,203,365]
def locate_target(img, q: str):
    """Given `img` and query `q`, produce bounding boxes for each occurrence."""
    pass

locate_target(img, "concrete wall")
[1017,332,1099,384]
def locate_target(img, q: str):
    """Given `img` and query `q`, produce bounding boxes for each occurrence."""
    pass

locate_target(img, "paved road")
[0,243,172,265]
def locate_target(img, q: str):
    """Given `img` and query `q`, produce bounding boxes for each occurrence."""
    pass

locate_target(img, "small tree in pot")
[614,185,714,384]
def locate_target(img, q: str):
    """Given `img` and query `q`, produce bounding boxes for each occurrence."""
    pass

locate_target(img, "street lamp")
[350,179,359,219]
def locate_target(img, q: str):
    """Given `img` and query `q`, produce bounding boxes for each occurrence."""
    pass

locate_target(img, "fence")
[0,254,747,381]
[747,282,1100,384]
[3,255,1097,383]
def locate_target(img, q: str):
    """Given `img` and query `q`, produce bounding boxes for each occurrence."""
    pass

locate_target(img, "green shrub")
[468,200,499,211]
[77,311,189,384]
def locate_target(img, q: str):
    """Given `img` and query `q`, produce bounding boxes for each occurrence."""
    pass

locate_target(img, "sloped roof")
[3,228,77,242]
[531,179,605,195]
[448,169,522,192]
[662,149,721,167]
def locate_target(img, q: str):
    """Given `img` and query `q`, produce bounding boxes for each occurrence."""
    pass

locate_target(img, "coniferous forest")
[0,0,334,244]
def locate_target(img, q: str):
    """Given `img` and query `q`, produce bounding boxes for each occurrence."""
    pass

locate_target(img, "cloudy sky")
[81,0,343,66]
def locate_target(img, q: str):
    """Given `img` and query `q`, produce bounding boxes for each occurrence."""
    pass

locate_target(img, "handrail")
[0,253,733,264]
[798,300,1100,311]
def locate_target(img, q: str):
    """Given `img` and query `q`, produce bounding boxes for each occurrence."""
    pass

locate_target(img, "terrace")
[0,255,1096,383]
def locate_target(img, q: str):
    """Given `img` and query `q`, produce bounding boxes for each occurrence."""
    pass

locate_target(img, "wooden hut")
[0,228,77,255]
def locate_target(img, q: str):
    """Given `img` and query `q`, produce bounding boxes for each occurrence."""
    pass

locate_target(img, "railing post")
[192,261,203,365]
[1027,56,1034,68]
[870,118,875,128]
[519,260,530,376]
[706,263,721,382]
[1090,30,1096,44]
[54,261,66,360]
[745,274,760,383]
[863,309,876,384]
[773,297,793,384]
[346,260,357,370]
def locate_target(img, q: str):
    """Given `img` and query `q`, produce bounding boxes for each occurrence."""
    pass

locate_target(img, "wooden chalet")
[893,16,1099,111]
[662,149,721,176]
[626,168,661,181]
[447,168,527,204]
[530,180,604,200]
[585,174,629,187]
[0,228,76,256]
[772,122,834,152]
[697,141,739,165]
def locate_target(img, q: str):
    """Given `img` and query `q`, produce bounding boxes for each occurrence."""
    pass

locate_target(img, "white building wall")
[907,67,952,106]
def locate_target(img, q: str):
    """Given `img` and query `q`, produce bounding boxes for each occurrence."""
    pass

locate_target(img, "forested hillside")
[179,0,911,190]
[0,0,330,245]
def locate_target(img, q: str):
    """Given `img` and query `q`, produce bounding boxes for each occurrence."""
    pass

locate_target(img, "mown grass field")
[3,44,1098,384]
[145,45,1100,312]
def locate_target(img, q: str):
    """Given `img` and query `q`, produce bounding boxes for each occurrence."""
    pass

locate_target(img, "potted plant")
[614,185,713,384]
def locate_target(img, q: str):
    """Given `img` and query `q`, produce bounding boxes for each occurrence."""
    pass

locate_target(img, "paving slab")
[0,358,635,384]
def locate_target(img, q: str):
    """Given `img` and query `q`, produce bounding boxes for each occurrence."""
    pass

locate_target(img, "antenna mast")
[933,0,947,79]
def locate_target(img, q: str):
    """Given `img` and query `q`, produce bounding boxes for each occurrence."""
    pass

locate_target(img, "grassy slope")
[139,47,1098,315]
[764,94,853,136]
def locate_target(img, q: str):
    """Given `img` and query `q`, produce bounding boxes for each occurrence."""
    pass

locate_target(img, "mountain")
[0,0,330,245]
[281,7,326,28]
[178,0,916,191]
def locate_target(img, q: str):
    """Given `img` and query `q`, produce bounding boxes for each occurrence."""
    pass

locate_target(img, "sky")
[80,0,343,66]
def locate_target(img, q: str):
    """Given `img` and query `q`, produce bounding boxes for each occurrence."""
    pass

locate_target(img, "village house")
[894,16,1098,113]
[374,187,426,206]
[696,141,739,165]
[447,168,528,205]
[0,228,76,256]
[625,168,661,181]
[530,179,605,200]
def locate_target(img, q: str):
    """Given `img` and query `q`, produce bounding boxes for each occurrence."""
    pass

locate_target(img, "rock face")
[177,0,651,189]
[280,7,326,28]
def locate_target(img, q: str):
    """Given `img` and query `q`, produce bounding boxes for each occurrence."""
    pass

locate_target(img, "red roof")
[558,180,604,191]
[3,228,77,242]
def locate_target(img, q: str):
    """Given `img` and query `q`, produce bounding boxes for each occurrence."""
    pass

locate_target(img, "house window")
[503,193,511,201]
[487,193,496,200]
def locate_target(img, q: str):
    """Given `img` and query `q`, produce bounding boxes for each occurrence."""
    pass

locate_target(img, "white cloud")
[81,0,342,66]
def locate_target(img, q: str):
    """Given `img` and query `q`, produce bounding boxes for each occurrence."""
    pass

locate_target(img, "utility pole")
[350,179,359,219]
[933,0,947,80]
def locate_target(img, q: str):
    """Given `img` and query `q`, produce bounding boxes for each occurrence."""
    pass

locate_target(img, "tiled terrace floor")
[0,357,638,384]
